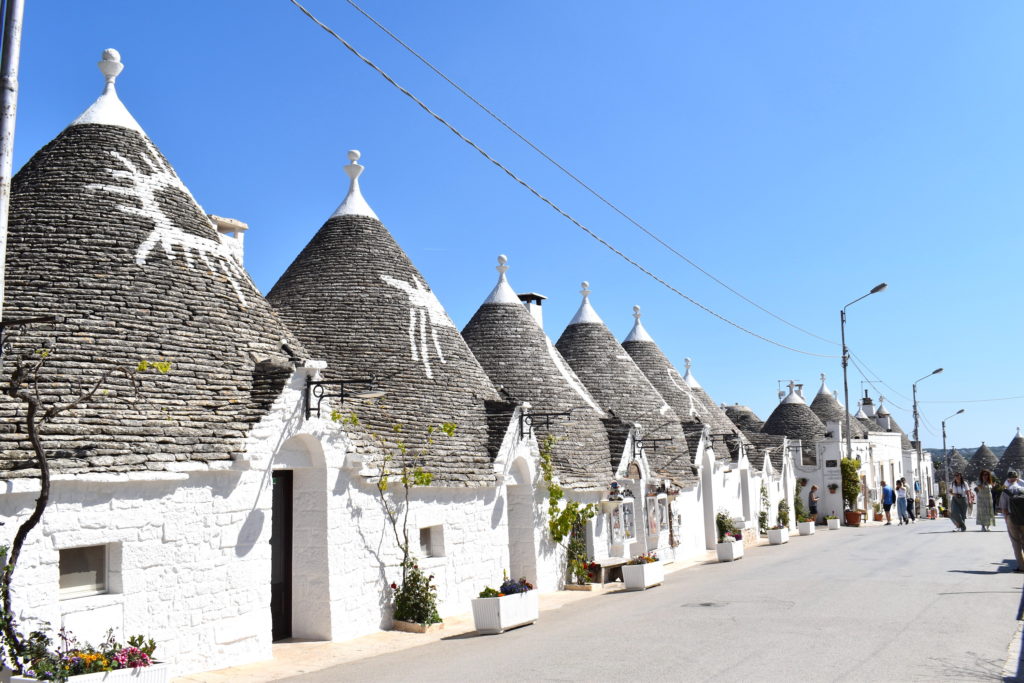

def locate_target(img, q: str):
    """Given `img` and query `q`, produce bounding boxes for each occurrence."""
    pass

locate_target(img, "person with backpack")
[999,472,1024,572]
[881,480,895,525]
[949,472,969,532]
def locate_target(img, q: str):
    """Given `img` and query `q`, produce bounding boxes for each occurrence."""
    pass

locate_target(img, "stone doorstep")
[169,549,712,683]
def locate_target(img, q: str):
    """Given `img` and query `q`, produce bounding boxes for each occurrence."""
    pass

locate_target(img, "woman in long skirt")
[949,472,969,532]
[975,469,996,531]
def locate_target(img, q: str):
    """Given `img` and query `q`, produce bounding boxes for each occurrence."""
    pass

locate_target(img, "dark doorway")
[270,470,293,641]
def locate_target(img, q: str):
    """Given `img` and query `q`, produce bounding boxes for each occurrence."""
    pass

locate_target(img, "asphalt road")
[288,518,1024,682]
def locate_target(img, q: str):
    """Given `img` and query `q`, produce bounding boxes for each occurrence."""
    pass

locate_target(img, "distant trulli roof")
[724,404,765,434]
[808,374,867,439]
[267,152,501,486]
[856,399,888,434]
[873,397,912,451]
[761,382,826,447]
[620,307,740,463]
[0,50,308,478]
[997,428,1024,480]
[555,284,695,484]
[461,256,612,490]
[967,442,999,481]
[947,448,969,477]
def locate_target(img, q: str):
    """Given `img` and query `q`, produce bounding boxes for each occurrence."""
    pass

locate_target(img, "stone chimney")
[210,215,248,266]
[518,292,547,329]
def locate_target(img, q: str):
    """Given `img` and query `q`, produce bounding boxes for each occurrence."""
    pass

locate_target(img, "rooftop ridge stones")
[267,153,501,486]
[620,316,742,463]
[0,50,306,478]
[462,257,612,489]
[555,285,695,484]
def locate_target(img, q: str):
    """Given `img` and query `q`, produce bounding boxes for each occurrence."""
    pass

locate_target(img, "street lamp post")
[840,282,887,462]
[942,409,965,492]
[911,368,943,514]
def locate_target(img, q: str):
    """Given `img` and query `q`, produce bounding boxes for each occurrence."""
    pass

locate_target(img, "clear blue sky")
[13,2,1024,450]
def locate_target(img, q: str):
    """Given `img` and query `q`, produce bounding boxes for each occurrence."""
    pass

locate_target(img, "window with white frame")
[418,525,445,558]
[59,545,108,599]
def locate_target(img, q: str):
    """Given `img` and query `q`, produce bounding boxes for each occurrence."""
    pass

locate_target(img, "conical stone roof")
[621,307,740,462]
[808,374,866,439]
[555,284,694,484]
[762,382,826,447]
[0,50,306,478]
[947,448,969,477]
[724,404,765,434]
[461,257,611,489]
[874,398,913,450]
[997,429,1024,480]
[267,153,501,486]
[967,442,999,481]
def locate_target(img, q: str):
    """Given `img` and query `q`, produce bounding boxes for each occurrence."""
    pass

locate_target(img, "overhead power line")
[922,395,1024,404]
[289,0,838,359]
[343,0,839,348]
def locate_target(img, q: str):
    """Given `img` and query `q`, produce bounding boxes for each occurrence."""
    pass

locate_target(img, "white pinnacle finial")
[70,48,143,132]
[568,280,602,325]
[497,254,509,274]
[820,372,826,383]
[1018,426,1021,438]
[623,304,653,343]
[482,253,518,304]
[685,358,692,371]
[98,49,123,89]
[682,357,701,389]
[332,149,378,219]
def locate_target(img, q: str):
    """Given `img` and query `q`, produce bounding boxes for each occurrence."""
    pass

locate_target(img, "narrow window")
[59,545,107,599]
[418,525,445,558]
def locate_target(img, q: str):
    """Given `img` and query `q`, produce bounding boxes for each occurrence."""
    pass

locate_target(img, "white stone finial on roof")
[1017,426,1021,438]
[782,379,806,405]
[568,280,603,325]
[816,373,831,397]
[683,357,702,389]
[70,48,144,132]
[623,304,654,343]
[482,253,519,305]
[331,149,379,220]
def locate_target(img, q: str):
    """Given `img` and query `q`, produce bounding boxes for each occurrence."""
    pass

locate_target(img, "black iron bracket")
[305,377,378,420]
[632,437,672,459]
[0,315,60,361]
[519,410,571,439]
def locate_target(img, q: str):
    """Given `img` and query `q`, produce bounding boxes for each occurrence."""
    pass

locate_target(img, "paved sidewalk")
[173,547,725,683]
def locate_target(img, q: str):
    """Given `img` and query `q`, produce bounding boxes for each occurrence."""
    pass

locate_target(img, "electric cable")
[289,0,838,358]
[343,0,838,347]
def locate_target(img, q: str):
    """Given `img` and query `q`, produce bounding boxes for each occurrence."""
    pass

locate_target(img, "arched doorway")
[505,457,538,584]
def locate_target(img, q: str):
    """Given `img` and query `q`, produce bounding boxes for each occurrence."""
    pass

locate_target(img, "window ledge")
[60,592,123,611]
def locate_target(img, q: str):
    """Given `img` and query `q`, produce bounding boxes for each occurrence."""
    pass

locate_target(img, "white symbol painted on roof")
[381,275,455,378]
[667,368,707,419]
[88,139,248,306]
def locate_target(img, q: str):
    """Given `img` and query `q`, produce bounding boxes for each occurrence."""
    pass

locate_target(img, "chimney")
[518,292,547,329]
[209,215,248,266]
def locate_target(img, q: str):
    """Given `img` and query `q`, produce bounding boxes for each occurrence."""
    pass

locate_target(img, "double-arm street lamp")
[841,282,887,460]
[942,408,966,490]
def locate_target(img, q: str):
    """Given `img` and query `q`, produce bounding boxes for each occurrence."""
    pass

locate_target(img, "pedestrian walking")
[975,469,996,531]
[895,480,909,525]
[902,477,916,523]
[809,485,819,521]
[881,481,895,525]
[949,472,969,532]
[998,472,1024,572]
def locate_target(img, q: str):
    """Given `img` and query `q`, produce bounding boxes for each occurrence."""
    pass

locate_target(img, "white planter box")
[827,518,840,530]
[798,521,816,536]
[716,540,744,561]
[767,528,789,545]
[621,560,664,590]
[12,664,168,683]
[471,590,539,634]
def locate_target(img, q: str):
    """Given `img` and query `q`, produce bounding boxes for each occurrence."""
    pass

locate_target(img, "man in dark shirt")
[881,481,895,525]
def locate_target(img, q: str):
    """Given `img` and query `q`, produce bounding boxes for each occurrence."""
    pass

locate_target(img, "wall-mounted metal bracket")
[305,377,382,419]
[519,410,571,439]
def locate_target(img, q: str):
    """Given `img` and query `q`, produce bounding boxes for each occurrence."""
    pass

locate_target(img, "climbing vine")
[537,435,595,583]
[758,483,770,534]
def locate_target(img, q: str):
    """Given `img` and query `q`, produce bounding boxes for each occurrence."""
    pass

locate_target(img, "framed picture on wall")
[646,496,659,535]
[622,500,635,540]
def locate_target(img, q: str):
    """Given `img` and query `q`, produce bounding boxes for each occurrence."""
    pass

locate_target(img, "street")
[287,520,1023,682]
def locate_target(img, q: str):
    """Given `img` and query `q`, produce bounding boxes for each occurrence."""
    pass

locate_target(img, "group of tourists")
[879,478,919,525]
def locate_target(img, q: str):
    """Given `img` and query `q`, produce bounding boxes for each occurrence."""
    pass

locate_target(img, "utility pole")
[0,0,25,319]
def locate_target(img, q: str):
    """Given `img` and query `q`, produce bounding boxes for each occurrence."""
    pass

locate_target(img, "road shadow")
[948,559,1018,576]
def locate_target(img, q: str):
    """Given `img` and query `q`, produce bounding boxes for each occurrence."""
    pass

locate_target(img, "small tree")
[840,458,860,512]
[0,341,168,676]
[758,483,770,534]
[777,499,790,528]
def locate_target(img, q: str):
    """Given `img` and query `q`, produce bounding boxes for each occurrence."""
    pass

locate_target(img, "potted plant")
[715,511,744,561]
[797,515,816,536]
[390,561,443,633]
[872,502,884,522]
[621,552,664,590]
[841,458,862,527]
[767,523,789,545]
[777,499,790,529]
[826,514,840,531]
[565,562,600,591]
[471,575,539,634]
[827,483,839,494]
[9,629,167,683]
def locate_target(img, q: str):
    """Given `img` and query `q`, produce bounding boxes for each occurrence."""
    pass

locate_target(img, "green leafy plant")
[793,479,809,522]
[777,499,790,528]
[758,483,770,535]
[390,563,440,626]
[627,552,658,565]
[840,458,860,511]
[715,510,739,543]
[537,435,595,584]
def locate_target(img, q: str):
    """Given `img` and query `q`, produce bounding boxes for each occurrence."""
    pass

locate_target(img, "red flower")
[390,582,397,590]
